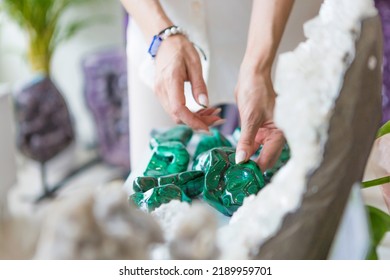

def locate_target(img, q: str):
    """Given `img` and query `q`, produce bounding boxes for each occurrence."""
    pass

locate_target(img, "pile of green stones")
[130,125,290,216]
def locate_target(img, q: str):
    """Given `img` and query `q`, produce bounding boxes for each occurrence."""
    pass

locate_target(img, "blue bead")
[148,35,162,58]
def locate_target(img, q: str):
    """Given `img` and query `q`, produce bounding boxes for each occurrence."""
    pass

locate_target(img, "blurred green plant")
[363,121,390,189]
[362,120,390,259]
[366,206,390,259]
[0,0,102,75]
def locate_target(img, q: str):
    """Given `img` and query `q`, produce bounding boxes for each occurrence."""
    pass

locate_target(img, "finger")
[256,132,285,171]
[197,107,221,116]
[210,119,226,127]
[255,122,280,144]
[155,80,177,122]
[176,106,210,131]
[211,107,222,116]
[187,57,209,107]
[236,121,261,164]
[254,128,268,144]
[168,80,208,130]
[198,115,224,126]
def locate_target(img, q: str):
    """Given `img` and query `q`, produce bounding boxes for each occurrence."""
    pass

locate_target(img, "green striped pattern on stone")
[193,147,265,216]
[150,125,193,149]
[144,141,190,177]
[193,129,232,160]
[130,184,191,212]
[262,144,290,183]
[133,170,205,198]
[231,127,291,184]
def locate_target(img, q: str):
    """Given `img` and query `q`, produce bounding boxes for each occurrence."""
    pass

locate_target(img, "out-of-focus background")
[0,0,125,144]
[0,0,129,215]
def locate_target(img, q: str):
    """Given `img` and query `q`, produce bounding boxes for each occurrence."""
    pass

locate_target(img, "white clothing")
[127,0,324,169]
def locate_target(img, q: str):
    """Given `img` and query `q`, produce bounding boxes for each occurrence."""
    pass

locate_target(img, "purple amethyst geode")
[15,76,74,162]
[376,0,390,123]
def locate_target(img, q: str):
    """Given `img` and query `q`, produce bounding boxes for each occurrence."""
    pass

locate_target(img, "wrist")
[240,56,272,78]
[146,13,173,39]
[148,25,187,58]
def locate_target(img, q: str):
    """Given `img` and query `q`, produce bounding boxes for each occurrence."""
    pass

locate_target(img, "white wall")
[0,0,125,145]
[0,87,17,216]
[274,0,324,75]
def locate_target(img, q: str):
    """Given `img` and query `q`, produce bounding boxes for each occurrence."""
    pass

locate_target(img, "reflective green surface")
[193,129,232,159]
[150,125,193,149]
[262,144,290,183]
[130,184,191,212]
[133,171,205,198]
[193,147,265,216]
[144,141,190,177]
[134,126,285,215]
[232,127,291,184]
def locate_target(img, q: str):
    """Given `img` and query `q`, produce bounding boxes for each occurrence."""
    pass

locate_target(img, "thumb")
[235,122,259,164]
[188,62,209,108]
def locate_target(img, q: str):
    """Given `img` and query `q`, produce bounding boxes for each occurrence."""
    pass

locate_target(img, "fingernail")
[235,150,247,164]
[211,119,226,127]
[211,108,222,116]
[198,94,209,107]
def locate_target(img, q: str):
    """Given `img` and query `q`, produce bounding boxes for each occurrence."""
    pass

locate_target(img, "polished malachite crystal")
[193,147,265,216]
[150,125,193,149]
[231,127,291,183]
[133,170,205,198]
[261,144,290,183]
[130,184,191,212]
[144,141,190,177]
[193,129,232,159]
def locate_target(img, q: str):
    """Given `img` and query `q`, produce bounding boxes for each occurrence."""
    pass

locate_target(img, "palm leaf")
[50,15,108,53]
[0,0,104,74]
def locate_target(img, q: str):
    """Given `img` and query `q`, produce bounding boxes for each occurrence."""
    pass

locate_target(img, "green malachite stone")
[134,125,282,215]
[193,129,232,160]
[144,141,190,177]
[261,144,290,183]
[193,147,265,216]
[133,171,205,198]
[150,125,193,149]
[231,128,291,183]
[130,184,191,212]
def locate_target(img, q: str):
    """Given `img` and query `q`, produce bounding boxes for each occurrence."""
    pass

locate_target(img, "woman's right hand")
[154,34,223,132]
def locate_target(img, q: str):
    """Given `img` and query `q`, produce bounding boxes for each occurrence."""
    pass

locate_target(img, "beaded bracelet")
[148,25,186,58]
[159,25,185,40]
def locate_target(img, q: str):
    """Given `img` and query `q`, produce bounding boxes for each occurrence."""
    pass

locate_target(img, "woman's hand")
[232,0,293,170]
[154,35,223,132]
[234,66,285,171]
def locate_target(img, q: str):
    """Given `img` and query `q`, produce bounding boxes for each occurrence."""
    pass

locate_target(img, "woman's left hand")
[234,66,285,171]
